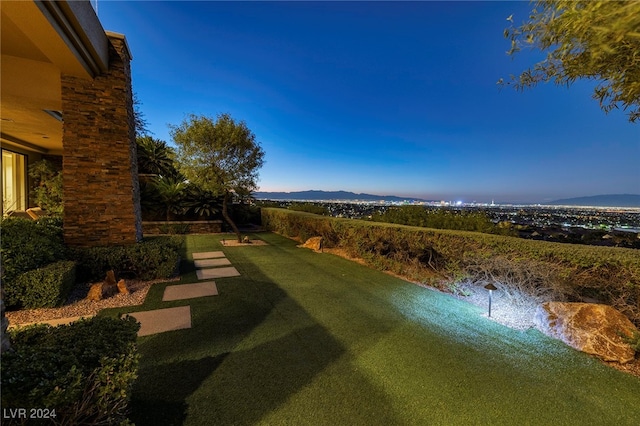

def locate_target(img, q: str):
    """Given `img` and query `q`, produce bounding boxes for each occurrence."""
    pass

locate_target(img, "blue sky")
[97,1,639,203]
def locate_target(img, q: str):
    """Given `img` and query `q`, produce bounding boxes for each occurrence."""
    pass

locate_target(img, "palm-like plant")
[185,184,222,218]
[152,176,188,221]
[136,136,178,177]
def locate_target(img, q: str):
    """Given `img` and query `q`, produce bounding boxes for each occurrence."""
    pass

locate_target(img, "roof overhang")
[1,0,111,154]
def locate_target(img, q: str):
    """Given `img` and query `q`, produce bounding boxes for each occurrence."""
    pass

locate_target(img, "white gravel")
[6,277,179,328]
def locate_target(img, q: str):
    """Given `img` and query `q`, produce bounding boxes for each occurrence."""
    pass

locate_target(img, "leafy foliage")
[9,261,76,309]
[501,0,640,122]
[151,176,189,221]
[1,316,140,425]
[134,92,151,137]
[136,136,179,177]
[170,113,265,241]
[184,183,222,217]
[0,217,66,288]
[170,113,265,196]
[262,208,640,327]
[28,159,63,215]
[72,237,182,282]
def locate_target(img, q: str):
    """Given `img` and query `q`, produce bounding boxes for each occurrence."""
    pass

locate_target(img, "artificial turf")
[100,233,640,425]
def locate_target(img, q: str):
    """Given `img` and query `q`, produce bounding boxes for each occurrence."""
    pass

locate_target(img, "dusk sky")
[98,1,639,204]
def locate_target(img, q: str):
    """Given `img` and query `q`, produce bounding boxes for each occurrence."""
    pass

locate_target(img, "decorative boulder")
[86,271,120,301]
[117,279,130,295]
[299,237,323,252]
[105,270,117,285]
[103,270,118,298]
[534,302,638,363]
[86,283,104,301]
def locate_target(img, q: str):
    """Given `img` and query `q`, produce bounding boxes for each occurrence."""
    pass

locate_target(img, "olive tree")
[170,113,265,242]
[501,0,640,122]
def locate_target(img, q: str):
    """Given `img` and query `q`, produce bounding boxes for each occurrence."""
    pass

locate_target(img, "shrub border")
[261,208,640,326]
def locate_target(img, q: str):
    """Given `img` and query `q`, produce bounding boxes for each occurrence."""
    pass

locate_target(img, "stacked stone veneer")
[61,34,142,246]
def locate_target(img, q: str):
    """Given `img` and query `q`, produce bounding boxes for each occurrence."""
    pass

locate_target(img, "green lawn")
[101,233,640,425]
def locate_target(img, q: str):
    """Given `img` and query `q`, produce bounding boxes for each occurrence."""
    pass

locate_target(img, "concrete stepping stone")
[162,281,218,301]
[196,266,240,280]
[128,306,191,337]
[194,258,231,268]
[192,251,226,260]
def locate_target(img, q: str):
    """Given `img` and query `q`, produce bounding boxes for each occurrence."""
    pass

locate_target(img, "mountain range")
[254,190,429,202]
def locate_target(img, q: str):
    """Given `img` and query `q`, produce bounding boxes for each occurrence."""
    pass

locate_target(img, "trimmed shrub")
[261,208,640,327]
[8,261,76,309]
[1,316,140,425]
[72,237,183,282]
[0,217,66,285]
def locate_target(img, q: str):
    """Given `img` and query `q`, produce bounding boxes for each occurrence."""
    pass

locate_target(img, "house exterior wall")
[61,34,142,246]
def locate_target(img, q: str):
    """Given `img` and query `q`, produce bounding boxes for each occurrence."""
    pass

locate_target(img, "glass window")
[1,149,27,215]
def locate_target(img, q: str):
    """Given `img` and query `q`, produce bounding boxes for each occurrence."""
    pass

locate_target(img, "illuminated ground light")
[484,283,498,317]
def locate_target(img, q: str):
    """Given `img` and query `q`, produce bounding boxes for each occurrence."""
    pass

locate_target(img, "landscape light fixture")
[484,283,497,317]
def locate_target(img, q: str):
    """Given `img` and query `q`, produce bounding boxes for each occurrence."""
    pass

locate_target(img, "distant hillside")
[547,194,640,207]
[254,190,428,202]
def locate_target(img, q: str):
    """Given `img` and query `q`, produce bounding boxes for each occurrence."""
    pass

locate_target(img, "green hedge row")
[72,236,183,282]
[0,217,66,284]
[5,260,76,309]
[1,316,140,425]
[261,208,640,326]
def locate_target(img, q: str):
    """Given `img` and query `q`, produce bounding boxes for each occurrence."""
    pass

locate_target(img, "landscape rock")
[86,283,104,301]
[117,279,130,295]
[534,302,638,363]
[103,270,118,298]
[299,236,323,252]
[105,270,117,285]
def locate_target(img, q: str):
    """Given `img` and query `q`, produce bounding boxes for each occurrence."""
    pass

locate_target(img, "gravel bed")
[6,277,179,327]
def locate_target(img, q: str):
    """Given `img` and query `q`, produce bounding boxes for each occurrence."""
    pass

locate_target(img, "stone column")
[61,34,142,246]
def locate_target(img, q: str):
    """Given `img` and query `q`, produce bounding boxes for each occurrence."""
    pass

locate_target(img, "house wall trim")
[35,0,109,77]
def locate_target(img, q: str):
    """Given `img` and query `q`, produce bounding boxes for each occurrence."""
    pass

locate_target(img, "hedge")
[1,316,140,425]
[5,260,77,309]
[261,208,640,326]
[72,237,183,282]
[0,217,66,285]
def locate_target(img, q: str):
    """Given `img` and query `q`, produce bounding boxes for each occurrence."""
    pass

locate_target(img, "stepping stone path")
[196,266,240,280]
[192,251,226,259]
[129,306,192,337]
[30,248,242,337]
[194,258,232,268]
[163,281,218,301]
[194,250,240,280]
[128,249,240,336]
